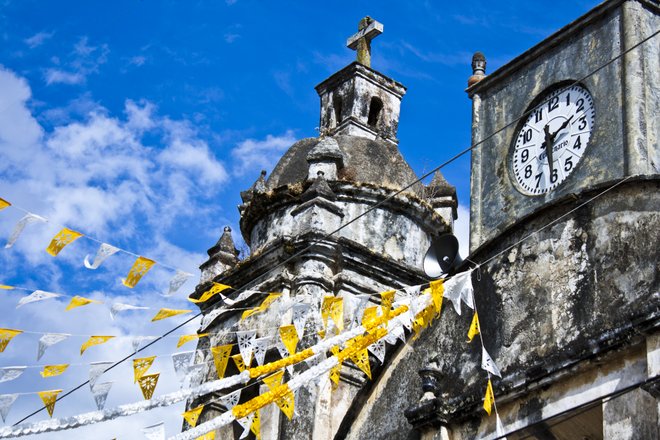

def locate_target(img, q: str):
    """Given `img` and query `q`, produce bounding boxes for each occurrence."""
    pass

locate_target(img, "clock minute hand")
[543,124,555,177]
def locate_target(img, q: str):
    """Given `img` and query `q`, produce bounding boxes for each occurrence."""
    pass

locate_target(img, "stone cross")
[346,16,383,68]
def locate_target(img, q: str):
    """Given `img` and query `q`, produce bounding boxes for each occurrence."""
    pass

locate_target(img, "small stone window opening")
[333,95,343,126]
[367,96,383,128]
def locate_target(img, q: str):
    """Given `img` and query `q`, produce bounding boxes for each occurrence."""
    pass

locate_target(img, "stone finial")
[240,170,267,203]
[307,137,345,180]
[347,16,383,68]
[467,51,487,87]
[208,226,240,261]
[426,170,458,227]
[301,170,337,202]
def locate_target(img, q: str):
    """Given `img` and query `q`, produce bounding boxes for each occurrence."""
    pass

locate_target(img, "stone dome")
[266,135,423,194]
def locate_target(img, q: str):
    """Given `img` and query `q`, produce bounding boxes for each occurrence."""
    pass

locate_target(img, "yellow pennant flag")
[40,364,69,378]
[362,306,379,327]
[320,296,334,329]
[189,283,231,304]
[195,432,215,440]
[151,308,192,322]
[122,256,156,288]
[211,345,232,379]
[65,295,101,311]
[241,292,282,320]
[177,333,208,348]
[0,284,14,290]
[483,379,494,415]
[262,370,284,390]
[429,280,444,314]
[182,405,204,427]
[350,347,372,380]
[380,290,395,320]
[133,356,156,383]
[0,197,10,211]
[467,312,481,343]
[279,325,298,355]
[46,228,83,256]
[232,353,246,372]
[80,336,114,355]
[0,328,22,352]
[251,409,261,440]
[138,373,160,400]
[329,346,341,389]
[329,297,344,332]
[38,389,62,417]
[262,370,295,420]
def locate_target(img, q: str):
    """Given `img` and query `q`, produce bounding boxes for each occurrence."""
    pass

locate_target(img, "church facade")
[189,1,659,439]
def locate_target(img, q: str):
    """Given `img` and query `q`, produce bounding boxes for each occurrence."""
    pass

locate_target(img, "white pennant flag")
[89,361,113,387]
[183,363,205,389]
[368,339,386,364]
[132,336,156,353]
[351,294,372,327]
[236,413,254,439]
[83,243,120,269]
[172,351,195,381]
[403,285,421,297]
[481,347,502,378]
[5,213,47,248]
[292,303,311,338]
[91,382,113,410]
[0,367,25,383]
[444,270,474,315]
[16,290,61,308]
[236,330,256,366]
[496,414,507,438]
[398,310,413,331]
[220,389,241,409]
[37,333,70,361]
[163,270,193,297]
[110,302,149,320]
[252,337,269,366]
[275,340,295,376]
[0,394,18,423]
[305,352,325,369]
[384,319,405,345]
[142,421,165,440]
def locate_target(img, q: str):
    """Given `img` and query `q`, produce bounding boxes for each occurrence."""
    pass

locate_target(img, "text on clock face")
[511,84,595,196]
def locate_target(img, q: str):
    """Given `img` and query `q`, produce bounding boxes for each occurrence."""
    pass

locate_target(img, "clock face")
[511,84,595,195]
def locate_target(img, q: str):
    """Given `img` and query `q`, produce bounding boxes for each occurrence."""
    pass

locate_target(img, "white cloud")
[24,31,54,49]
[44,36,109,86]
[230,130,297,176]
[129,55,147,66]
[44,68,86,85]
[224,33,240,43]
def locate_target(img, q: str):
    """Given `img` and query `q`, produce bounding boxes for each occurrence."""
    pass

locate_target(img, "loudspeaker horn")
[423,234,463,278]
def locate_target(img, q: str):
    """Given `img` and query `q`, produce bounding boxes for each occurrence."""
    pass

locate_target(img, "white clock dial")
[511,84,595,195]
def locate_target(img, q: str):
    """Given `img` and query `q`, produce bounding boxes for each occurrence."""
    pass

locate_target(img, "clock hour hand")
[543,124,555,177]
[549,115,574,139]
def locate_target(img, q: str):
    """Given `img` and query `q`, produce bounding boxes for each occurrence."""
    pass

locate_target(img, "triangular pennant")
[481,347,502,377]
[219,389,241,409]
[329,297,344,332]
[122,256,156,288]
[329,361,342,389]
[183,364,205,389]
[65,295,101,311]
[236,412,254,439]
[443,270,474,315]
[40,364,69,378]
[231,354,246,372]
[262,370,284,390]
[321,296,334,330]
[0,284,14,290]
[0,329,22,352]
[279,325,298,355]
[137,373,160,400]
[16,290,60,308]
[210,345,232,379]
[403,285,421,297]
[241,292,281,320]
[110,302,149,320]
[141,421,165,440]
[0,394,18,423]
[367,339,386,364]
[305,352,324,369]
[84,243,119,269]
[5,213,47,248]
[399,310,413,331]
[132,336,157,353]
[133,356,156,383]
[291,303,311,338]
[38,389,62,417]
[429,279,444,314]
[37,333,70,361]
[80,336,114,355]
[380,290,395,320]
[350,347,372,380]
[467,312,480,343]
[151,308,192,322]
[177,333,208,348]
[361,306,379,327]
[0,367,25,383]
[164,270,194,297]
[172,351,195,381]
[196,432,215,440]
[252,337,269,366]
[351,294,372,327]
[182,404,204,427]
[45,227,83,256]
[0,197,10,210]
[275,389,295,420]
[91,382,113,410]
[496,413,507,438]
[251,409,261,440]
[189,282,231,303]
[483,379,494,416]
[89,361,113,387]
[236,330,256,366]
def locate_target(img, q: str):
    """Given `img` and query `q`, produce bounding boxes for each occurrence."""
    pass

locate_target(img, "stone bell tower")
[187,17,457,440]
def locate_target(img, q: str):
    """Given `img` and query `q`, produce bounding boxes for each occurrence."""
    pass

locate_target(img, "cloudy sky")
[0,0,600,437]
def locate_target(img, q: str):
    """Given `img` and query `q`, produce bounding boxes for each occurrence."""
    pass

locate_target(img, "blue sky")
[0,0,600,437]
